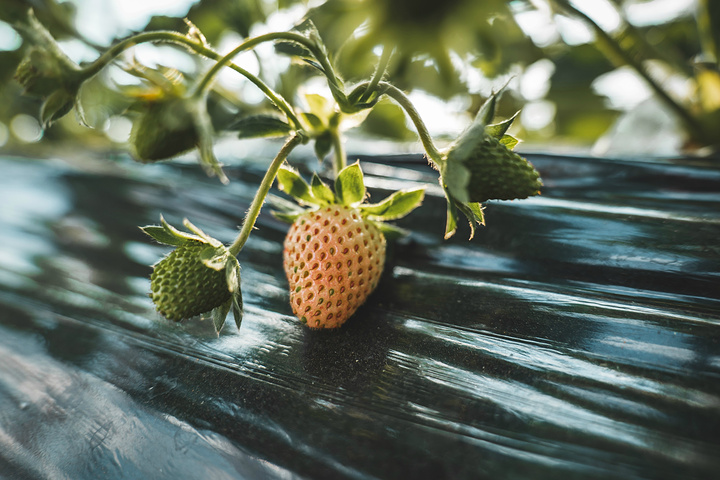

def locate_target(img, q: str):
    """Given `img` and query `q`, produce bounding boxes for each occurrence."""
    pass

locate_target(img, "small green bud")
[460,134,542,203]
[130,96,199,162]
[150,241,232,321]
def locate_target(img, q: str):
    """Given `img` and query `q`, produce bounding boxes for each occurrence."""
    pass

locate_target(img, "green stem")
[193,31,344,109]
[80,30,302,129]
[553,0,711,144]
[359,46,392,103]
[330,127,346,177]
[380,82,443,167]
[229,134,302,256]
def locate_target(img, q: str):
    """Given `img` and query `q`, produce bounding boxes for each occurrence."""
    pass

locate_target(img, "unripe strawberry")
[463,134,541,203]
[283,205,386,329]
[150,240,231,321]
[130,96,199,162]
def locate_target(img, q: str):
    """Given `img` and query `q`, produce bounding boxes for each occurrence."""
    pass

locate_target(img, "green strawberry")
[150,240,231,321]
[462,134,541,203]
[142,217,243,330]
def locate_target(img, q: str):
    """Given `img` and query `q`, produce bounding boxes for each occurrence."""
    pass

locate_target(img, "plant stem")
[360,46,392,103]
[80,30,303,129]
[193,31,344,111]
[330,127,346,177]
[229,134,302,256]
[380,82,443,167]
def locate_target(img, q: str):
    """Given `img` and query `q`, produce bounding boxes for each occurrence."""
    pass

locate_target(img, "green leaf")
[441,157,471,205]
[212,299,231,334]
[140,225,187,246]
[476,91,498,127]
[311,174,335,205]
[182,218,222,247]
[274,40,314,58]
[194,98,228,184]
[225,257,241,294]
[372,220,410,240]
[360,188,425,220]
[335,161,366,206]
[231,293,244,330]
[456,201,485,240]
[486,111,519,140]
[500,134,519,150]
[40,89,74,128]
[232,114,292,139]
[301,112,324,130]
[276,166,318,205]
[157,215,204,244]
[314,131,333,161]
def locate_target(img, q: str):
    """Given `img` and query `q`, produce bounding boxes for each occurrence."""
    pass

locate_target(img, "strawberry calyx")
[438,88,542,239]
[273,161,425,235]
[141,216,243,333]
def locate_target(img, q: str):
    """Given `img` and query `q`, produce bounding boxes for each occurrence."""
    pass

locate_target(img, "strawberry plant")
[11,7,542,333]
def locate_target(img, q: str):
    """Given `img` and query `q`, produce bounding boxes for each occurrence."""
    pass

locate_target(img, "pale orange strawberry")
[283,205,386,329]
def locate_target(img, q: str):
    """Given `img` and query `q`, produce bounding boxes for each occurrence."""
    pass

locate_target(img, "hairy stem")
[330,127,346,177]
[193,31,344,113]
[380,82,443,166]
[360,46,392,103]
[229,134,302,256]
[80,30,302,129]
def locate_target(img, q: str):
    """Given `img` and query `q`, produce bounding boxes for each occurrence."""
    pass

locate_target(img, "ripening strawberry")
[283,205,386,329]
[275,162,424,329]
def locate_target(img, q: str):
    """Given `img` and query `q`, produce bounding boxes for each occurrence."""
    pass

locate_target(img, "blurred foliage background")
[1,0,718,158]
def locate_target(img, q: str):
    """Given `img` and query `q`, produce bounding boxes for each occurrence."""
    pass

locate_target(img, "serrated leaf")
[231,114,292,139]
[199,245,228,271]
[212,299,231,334]
[314,131,333,161]
[140,225,187,246]
[311,174,335,204]
[335,161,366,206]
[500,134,519,150]
[276,166,318,205]
[361,188,425,220]
[486,111,519,140]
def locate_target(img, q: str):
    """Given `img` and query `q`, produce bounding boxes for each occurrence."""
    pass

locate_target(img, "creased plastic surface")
[0,152,718,479]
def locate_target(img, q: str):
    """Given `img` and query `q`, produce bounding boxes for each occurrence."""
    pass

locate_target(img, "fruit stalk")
[229,133,303,256]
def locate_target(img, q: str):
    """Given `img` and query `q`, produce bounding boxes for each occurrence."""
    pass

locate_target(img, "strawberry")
[150,240,232,321]
[439,89,542,239]
[463,134,542,203]
[274,162,424,329]
[283,205,386,329]
[142,217,243,330]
